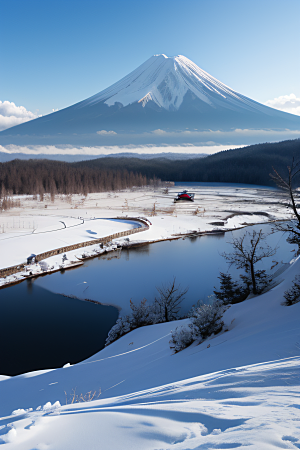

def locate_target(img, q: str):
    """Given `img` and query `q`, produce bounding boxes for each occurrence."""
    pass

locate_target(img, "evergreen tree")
[283,276,300,306]
[213,272,248,304]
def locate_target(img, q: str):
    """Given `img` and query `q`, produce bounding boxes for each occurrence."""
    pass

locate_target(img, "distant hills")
[1,139,299,194]
[77,138,300,187]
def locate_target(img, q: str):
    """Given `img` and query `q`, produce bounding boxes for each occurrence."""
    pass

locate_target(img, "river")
[0,222,296,375]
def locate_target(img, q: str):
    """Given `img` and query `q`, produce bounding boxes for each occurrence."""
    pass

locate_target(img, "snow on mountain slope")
[84,54,266,113]
[1,54,300,149]
[0,257,299,448]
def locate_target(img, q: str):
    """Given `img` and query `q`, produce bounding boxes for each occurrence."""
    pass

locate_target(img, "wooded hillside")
[0,138,299,196]
[78,138,300,186]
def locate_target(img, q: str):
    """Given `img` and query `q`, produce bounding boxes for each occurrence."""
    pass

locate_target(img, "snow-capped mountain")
[84,54,267,113]
[1,54,300,147]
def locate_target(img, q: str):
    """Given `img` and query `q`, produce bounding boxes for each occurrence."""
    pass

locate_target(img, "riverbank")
[0,184,292,290]
[0,217,149,288]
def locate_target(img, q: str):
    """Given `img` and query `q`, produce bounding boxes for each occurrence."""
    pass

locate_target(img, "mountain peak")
[1,53,299,146]
[153,54,183,60]
[84,54,264,113]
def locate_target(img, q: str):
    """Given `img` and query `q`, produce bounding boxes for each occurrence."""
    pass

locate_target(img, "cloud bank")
[0,100,39,131]
[265,94,300,116]
[0,128,299,157]
[0,143,244,156]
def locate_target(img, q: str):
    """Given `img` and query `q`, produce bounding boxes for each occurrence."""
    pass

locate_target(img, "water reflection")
[26,277,33,293]
[123,245,151,259]
[33,223,295,316]
[0,283,118,376]
[0,222,296,376]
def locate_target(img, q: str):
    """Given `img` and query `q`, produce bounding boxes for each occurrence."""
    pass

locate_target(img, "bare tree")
[270,158,300,246]
[154,277,188,322]
[222,229,277,295]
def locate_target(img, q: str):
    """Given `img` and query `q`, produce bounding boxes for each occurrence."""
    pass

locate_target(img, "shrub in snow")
[39,261,49,272]
[65,388,101,404]
[129,298,156,328]
[170,326,194,353]
[105,314,132,346]
[105,299,159,346]
[283,276,300,306]
[170,302,224,353]
[105,279,189,346]
[214,269,272,305]
[189,302,224,339]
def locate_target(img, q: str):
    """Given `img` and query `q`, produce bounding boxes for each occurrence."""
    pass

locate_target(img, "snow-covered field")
[0,216,138,268]
[0,185,291,277]
[0,250,299,448]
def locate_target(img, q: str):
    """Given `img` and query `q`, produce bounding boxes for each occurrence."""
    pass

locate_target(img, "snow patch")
[42,401,61,412]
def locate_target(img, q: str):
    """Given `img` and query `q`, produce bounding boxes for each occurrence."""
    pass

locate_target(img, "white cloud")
[265,94,300,116]
[96,130,117,135]
[152,129,166,135]
[0,100,39,131]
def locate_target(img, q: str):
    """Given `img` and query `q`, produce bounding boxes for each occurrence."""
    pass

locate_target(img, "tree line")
[77,138,300,187]
[0,159,155,197]
[0,139,299,197]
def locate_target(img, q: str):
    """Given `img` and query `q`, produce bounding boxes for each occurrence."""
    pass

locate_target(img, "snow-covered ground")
[0,252,299,448]
[0,184,293,288]
[0,217,138,268]
[0,185,291,270]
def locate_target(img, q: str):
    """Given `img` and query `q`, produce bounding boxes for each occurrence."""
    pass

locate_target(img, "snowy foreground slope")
[0,259,299,448]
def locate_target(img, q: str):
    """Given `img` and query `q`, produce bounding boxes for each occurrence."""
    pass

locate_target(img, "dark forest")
[0,138,299,196]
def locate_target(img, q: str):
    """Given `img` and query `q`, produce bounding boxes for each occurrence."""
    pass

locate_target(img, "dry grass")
[64,387,101,404]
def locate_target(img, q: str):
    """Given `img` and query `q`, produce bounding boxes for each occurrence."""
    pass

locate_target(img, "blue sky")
[1,0,299,116]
